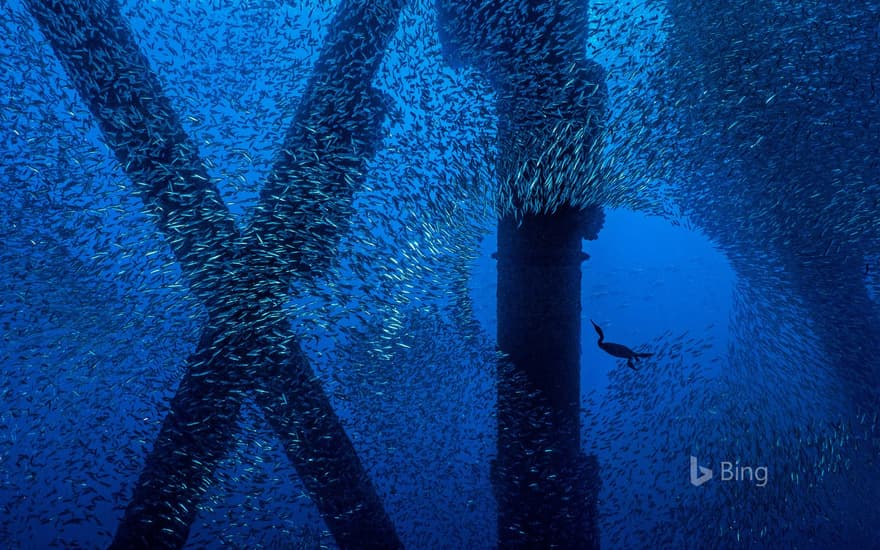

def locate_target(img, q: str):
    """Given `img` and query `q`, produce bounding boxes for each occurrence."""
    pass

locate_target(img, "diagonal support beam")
[26,0,405,548]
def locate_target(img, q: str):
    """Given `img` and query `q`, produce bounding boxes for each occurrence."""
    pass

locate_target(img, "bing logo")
[690,455,768,487]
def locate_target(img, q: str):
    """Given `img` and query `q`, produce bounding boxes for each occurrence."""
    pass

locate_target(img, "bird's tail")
[635,352,653,359]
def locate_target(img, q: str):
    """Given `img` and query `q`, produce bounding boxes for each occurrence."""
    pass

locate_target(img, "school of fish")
[0,0,877,548]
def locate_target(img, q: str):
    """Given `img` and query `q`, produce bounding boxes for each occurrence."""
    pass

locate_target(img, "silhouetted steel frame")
[26,0,405,548]
[435,0,604,547]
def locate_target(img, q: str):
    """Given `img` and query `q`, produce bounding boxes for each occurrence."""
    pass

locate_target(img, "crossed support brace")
[26,0,405,548]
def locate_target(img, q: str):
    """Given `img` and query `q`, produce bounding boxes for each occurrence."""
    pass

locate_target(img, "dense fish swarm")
[0,0,877,548]
[583,0,880,547]
[2,0,497,547]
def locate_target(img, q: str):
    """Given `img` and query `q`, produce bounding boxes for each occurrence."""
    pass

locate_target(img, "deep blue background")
[1,0,877,548]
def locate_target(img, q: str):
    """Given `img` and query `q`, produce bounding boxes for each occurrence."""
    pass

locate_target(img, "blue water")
[1,0,878,548]
[470,208,735,393]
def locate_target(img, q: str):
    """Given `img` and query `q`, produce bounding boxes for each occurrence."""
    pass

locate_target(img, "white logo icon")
[690,455,713,486]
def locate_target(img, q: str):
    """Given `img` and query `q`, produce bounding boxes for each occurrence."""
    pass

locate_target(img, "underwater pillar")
[437,0,604,547]
[495,209,600,548]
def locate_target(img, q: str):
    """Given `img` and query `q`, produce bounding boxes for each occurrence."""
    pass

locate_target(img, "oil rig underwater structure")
[24,0,880,547]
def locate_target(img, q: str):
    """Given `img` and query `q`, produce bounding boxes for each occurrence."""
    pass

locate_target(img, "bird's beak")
[590,319,600,332]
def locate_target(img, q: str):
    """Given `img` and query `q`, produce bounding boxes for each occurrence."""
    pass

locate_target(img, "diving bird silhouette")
[591,320,653,371]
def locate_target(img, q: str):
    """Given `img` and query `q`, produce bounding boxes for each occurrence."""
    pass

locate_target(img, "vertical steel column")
[495,208,600,548]
[437,0,604,547]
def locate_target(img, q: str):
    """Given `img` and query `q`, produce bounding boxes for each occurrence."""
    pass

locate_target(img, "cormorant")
[591,320,653,371]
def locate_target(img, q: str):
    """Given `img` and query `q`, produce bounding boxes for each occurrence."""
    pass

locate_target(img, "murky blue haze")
[1,0,877,548]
